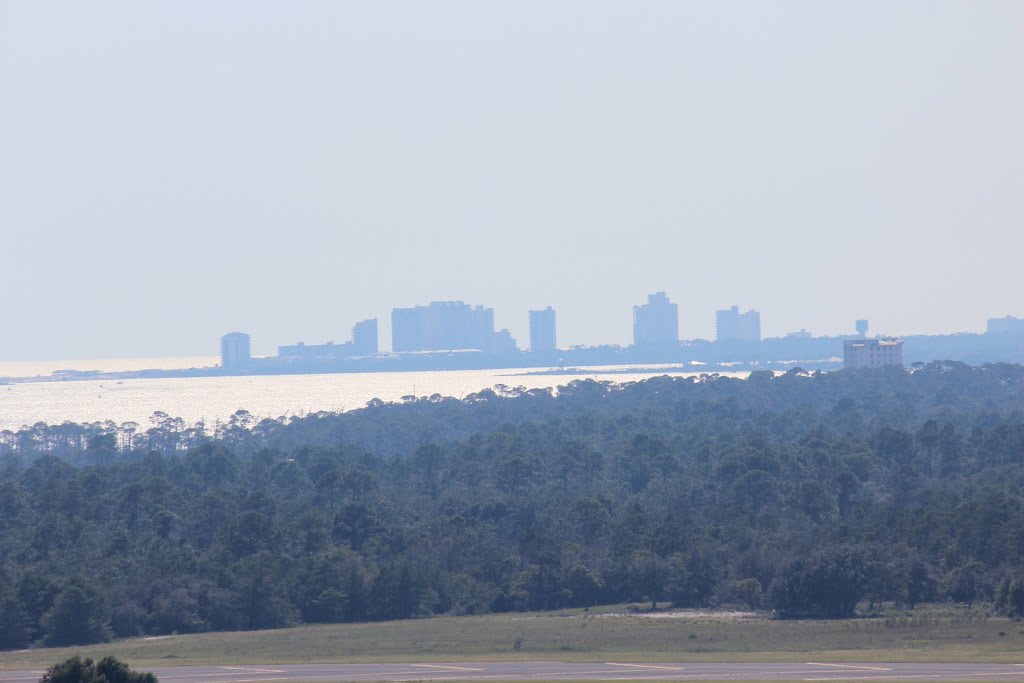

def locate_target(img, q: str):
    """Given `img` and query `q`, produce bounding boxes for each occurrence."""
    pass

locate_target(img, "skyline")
[2,2,1023,360]
[4,285,1024,361]
[241,293,1019,359]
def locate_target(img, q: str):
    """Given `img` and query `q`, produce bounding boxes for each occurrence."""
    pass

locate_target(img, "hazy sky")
[2,2,1022,359]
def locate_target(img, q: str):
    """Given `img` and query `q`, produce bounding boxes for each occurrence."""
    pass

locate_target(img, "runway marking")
[388,677,685,683]
[803,674,1024,681]
[605,673,825,680]
[605,663,687,671]
[549,669,681,677]
[604,675,690,679]
[390,669,693,680]
[223,673,465,682]
[603,677,701,681]
[159,671,296,679]
[0,673,46,676]
[329,673,1024,683]
[388,678,573,683]
[807,663,893,671]
[602,675,834,682]
[155,675,294,680]
[12,664,1024,683]
[228,677,436,683]
[672,670,887,679]
[195,673,428,682]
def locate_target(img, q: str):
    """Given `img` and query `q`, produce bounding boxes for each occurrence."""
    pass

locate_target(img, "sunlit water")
[0,359,745,431]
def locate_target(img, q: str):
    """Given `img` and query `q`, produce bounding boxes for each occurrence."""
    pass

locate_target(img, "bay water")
[0,357,741,431]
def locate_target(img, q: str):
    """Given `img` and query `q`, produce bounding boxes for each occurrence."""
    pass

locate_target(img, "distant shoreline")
[0,356,841,386]
[508,361,836,377]
[3,327,1023,385]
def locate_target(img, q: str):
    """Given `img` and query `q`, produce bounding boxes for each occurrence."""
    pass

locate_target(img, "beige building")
[843,338,903,369]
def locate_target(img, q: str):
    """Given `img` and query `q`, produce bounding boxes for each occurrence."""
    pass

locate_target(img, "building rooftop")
[845,338,902,347]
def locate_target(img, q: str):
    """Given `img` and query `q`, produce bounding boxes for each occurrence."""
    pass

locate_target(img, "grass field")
[1,604,1022,669]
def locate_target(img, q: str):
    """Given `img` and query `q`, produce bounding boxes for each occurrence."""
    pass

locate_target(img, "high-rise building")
[528,307,557,352]
[715,305,761,342]
[220,332,251,371]
[391,301,495,352]
[843,338,903,369]
[987,315,1024,334]
[633,292,679,346]
[351,318,378,355]
[491,328,519,354]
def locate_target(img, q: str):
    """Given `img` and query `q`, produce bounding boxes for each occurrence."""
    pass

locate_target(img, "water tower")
[855,319,869,338]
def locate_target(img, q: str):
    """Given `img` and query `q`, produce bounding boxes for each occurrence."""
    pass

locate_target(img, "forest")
[2,361,1024,649]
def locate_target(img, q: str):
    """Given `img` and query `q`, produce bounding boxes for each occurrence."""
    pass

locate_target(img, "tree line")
[2,361,1024,649]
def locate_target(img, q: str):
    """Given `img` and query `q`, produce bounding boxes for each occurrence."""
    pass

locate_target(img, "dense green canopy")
[3,362,1024,648]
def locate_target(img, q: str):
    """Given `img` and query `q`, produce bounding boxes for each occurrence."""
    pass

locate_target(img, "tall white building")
[987,316,1024,334]
[351,318,378,355]
[715,305,761,342]
[391,301,494,352]
[633,292,679,346]
[221,332,251,371]
[528,307,557,352]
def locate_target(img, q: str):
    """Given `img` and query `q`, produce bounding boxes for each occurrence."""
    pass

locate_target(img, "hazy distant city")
[3,292,1017,387]
[213,292,1024,378]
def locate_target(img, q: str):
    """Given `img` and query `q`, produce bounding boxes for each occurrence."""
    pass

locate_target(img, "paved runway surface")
[4,662,1024,682]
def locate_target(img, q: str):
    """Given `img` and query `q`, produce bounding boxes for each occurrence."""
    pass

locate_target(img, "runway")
[4,662,1024,682]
